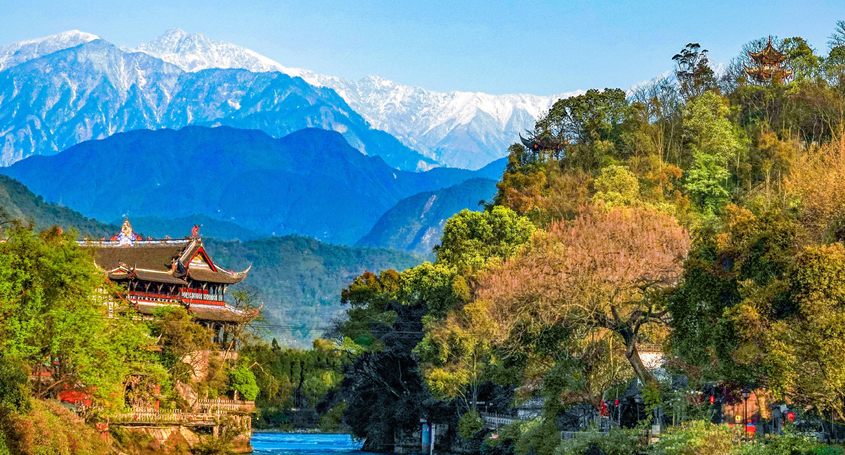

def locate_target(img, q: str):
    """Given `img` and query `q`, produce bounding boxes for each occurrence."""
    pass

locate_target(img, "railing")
[110,411,223,426]
[182,291,224,302]
[518,398,545,409]
[480,412,520,429]
[126,291,179,303]
[561,430,609,440]
[195,398,256,413]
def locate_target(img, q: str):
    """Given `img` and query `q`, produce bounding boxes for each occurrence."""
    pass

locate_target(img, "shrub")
[319,402,348,432]
[1,399,110,455]
[648,420,738,455]
[229,364,259,401]
[555,428,642,455]
[732,428,824,455]
[459,409,484,439]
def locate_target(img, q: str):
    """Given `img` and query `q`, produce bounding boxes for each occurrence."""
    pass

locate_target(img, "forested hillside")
[0,174,423,346]
[0,174,116,237]
[357,178,498,254]
[323,27,845,454]
[203,236,423,346]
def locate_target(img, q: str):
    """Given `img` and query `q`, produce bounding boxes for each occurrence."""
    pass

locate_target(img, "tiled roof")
[188,303,259,323]
[83,240,189,272]
[187,267,244,285]
[82,238,249,284]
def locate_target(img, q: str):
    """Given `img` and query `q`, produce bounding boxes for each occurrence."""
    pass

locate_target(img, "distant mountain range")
[0,29,576,170]
[204,235,423,346]
[132,29,580,170]
[0,32,432,171]
[357,178,499,255]
[0,126,505,245]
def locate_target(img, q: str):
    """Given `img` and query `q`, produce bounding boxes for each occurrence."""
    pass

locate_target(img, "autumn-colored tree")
[477,205,690,386]
[785,140,845,243]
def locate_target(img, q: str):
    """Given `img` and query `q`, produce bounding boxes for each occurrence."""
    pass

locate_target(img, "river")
[251,433,377,455]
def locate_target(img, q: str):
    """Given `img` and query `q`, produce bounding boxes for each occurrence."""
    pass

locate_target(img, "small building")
[745,37,793,84]
[81,219,258,340]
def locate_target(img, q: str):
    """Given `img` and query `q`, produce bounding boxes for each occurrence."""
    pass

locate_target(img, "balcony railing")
[182,291,224,302]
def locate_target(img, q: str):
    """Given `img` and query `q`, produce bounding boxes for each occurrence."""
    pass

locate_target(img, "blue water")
[251,432,377,455]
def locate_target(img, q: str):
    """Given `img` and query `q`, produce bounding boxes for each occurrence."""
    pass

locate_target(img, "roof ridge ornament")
[112,218,141,247]
[191,224,200,239]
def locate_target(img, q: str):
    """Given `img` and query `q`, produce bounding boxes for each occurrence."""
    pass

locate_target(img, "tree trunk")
[625,342,655,385]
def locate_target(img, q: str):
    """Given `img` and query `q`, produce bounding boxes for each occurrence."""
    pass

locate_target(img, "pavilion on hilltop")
[81,219,258,341]
[745,37,793,84]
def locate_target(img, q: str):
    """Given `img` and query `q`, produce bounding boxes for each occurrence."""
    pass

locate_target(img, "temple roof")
[91,241,189,272]
[748,38,786,65]
[519,133,567,152]
[81,219,249,285]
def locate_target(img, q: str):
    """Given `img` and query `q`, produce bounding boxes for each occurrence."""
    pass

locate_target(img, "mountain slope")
[131,29,578,169]
[357,178,499,255]
[0,174,116,237]
[0,126,493,244]
[0,36,433,171]
[204,236,423,346]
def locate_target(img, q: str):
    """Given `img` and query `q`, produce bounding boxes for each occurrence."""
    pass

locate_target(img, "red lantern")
[709,396,715,404]
[600,401,609,417]
[614,399,619,406]
[786,411,795,422]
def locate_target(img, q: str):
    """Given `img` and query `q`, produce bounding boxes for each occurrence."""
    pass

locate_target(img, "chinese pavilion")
[745,37,793,84]
[81,219,257,332]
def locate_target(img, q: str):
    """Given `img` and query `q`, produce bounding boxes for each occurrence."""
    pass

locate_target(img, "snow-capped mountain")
[134,29,580,169]
[0,33,432,170]
[0,30,100,72]
[134,28,286,73]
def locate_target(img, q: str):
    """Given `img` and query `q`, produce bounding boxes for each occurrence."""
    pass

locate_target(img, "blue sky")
[1,0,844,95]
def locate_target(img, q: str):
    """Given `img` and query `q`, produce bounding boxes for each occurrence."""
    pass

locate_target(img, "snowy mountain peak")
[17,30,100,46]
[0,30,100,72]
[135,29,289,74]
[130,29,580,169]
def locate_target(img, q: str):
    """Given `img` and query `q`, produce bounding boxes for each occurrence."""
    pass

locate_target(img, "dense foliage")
[330,22,845,455]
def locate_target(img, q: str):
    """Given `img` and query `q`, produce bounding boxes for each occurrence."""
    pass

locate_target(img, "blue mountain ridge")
[356,178,499,255]
[1,126,506,245]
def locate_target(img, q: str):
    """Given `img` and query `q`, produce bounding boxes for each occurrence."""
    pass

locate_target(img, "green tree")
[229,363,259,401]
[434,206,535,273]
[672,43,718,100]
[591,164,641,208]
[0,224,157,408]
[682,91,743,216]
